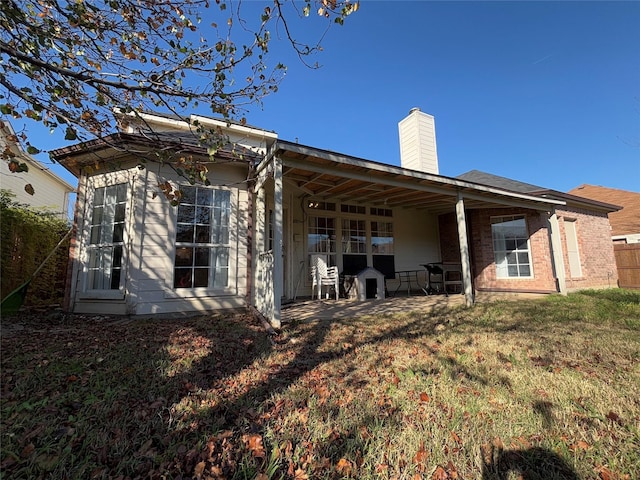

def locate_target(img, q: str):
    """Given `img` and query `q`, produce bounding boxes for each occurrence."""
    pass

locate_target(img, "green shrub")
[0,190,71,307]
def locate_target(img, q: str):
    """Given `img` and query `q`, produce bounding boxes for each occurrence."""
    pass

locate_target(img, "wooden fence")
[614,243,640,289]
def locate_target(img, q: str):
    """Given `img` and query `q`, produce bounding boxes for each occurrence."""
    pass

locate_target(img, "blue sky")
[23,1,640,193]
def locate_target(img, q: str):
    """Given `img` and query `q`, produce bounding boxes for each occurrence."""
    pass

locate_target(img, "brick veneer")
[438,206,618,294]
[556,206,618,290]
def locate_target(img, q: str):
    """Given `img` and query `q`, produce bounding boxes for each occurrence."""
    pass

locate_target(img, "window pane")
[193,268,209,287]
[177,205,195,223]
[90,226,101,244]
[195,225,210,243]
[110,269,121,290]
[174,268,192,288]
[113,223,124,243]
[181,187,196,204]
[175,247,193,267]
[195,247,210,266]
[116,183,127,202]
[94,188,105,205]
[197,188,213,206]
[114,204,126,223]
[91,206,103,227]
[176,224,194,243]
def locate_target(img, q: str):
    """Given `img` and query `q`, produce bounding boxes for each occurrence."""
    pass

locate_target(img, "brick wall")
[557,206,618,291]
[466,208,557,293]
[438,206,619,294]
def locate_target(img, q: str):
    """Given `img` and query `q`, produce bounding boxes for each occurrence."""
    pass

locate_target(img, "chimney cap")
[409,107,421,114]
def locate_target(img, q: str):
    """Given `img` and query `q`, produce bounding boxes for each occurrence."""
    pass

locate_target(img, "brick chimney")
[398,107,439,175]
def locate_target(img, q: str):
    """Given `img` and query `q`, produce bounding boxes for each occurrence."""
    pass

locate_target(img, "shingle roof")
[568,184,640,236]
[456,170,545,194]
[457,170,620,213]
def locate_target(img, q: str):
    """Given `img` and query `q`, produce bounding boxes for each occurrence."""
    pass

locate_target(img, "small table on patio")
[393,270,423,297]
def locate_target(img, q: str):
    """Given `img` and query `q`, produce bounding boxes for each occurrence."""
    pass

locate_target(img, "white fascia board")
[190,115,278,140]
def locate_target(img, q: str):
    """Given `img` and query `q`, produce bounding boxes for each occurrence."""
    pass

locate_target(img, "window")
[174,187,230,289]
[371,221,395,279]
[371,221,394,254]
[491,215,532,278]
[341,203,366,215]
[341,219,366,254]
[341,219,367,275]
[307,216,336,268]
[86,183,127,290]
[370,207,393,217]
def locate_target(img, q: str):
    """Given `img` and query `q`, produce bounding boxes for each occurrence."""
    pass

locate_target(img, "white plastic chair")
[311,255,339,300]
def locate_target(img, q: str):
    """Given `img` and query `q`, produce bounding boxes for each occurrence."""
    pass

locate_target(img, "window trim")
[491,214,534,279]
[167,185,238,298]
[79,176,130,300]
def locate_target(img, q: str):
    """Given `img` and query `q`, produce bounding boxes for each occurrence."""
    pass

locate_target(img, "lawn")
[1,290,639,479]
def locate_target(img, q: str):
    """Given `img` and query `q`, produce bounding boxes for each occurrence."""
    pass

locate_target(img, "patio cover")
[255,140,566,327]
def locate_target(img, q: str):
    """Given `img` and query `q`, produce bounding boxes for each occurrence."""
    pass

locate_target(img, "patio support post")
[255,184,266,308]
[272,156,283,329]
[548,208,567,295]
[456,191,474,307]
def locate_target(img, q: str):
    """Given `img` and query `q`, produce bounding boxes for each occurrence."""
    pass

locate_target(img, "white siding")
[0,157,74,217]
[398,108,439,175]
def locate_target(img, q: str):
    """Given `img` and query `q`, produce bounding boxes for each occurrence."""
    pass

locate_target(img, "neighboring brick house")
[568,185,640,244]
[51,109,620,326]
[0,121,75,218]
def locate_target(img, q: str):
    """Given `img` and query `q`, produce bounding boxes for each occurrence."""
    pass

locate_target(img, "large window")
[491,215,532,278]
[86,183,127,290]
[174,187,230,289]
[371,221,395,279]
[341,219,367,275]
[307,216,336,268]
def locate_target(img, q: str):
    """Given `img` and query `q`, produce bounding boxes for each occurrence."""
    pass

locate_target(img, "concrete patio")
[280,291,548,323]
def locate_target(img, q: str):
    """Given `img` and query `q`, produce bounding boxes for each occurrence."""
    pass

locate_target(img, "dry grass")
[1,290,639,479]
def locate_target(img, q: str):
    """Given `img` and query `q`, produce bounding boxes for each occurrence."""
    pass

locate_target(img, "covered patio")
[253,141,566,328]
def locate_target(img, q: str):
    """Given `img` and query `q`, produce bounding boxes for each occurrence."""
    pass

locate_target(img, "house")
[566,185,640,289]
[0,121,75,218]
[567,185,640,244]
[51,109,620,327]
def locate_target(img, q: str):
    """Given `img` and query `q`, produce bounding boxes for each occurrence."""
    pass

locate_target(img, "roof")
[568,184,640,236]
[457,170,620,213]
[456,169,545,193]
[51,131,261,178]
[261,140,566,213]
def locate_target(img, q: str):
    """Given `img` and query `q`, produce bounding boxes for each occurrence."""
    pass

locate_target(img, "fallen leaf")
[420,392,430,402]
[606,411,622,425]
[193,461,206,479]
[242,433,265,458]
[336,458,352,475]
[432,465,448,480]
[414,441,428,465]
[598,466,614,480]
